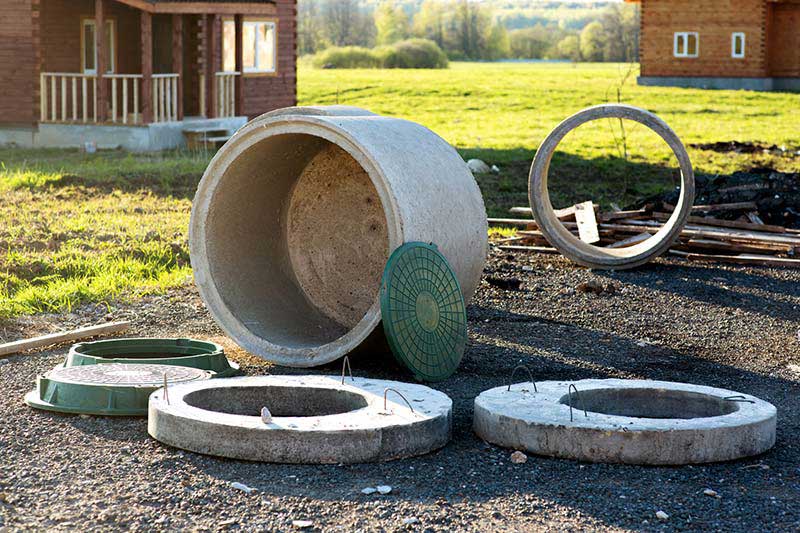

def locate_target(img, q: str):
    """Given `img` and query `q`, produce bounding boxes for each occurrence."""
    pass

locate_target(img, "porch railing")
[153,74,180,123]
[40,72,179,125]
[106,74,142,124]
[215,71,240,118]
[40,72,98,123]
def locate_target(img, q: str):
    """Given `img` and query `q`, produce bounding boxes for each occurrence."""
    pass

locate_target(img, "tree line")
[299,0,640,63]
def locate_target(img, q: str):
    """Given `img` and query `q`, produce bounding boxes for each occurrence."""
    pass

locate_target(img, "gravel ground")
[1,250,799,532]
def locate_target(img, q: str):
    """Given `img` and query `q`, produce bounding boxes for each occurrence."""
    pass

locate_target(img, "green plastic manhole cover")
[380,242,467,382]
[25,363,211,416]
[65,338,239,377]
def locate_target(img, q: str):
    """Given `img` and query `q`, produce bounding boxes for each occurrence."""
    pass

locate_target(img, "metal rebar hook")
[723,395,755,404]
[507,365,537,393]
[162,372,170,405]
[567,384,588,422]
[341,356,353,385]
[383,388,415,414]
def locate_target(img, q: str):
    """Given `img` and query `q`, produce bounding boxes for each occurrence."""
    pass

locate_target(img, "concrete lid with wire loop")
[148,375,453,463]
[474,378,776,465]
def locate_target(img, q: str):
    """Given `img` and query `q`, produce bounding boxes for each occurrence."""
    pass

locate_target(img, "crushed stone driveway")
[1,250,798,532]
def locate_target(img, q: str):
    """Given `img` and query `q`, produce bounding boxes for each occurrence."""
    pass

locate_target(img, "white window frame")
[223,19,277,74]
[82,18,116,75]
[731,32,745,58]
[673,32,699,58]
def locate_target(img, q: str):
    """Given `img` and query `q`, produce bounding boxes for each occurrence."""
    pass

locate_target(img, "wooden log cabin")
[0,0,297,150]
[629,0,800,91]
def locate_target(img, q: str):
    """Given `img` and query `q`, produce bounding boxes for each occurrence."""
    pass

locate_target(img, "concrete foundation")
[474,379,777,465]
[189,106,488,367]
[638,76,800,93]
[148,375,453,463]
[0,116,247,151]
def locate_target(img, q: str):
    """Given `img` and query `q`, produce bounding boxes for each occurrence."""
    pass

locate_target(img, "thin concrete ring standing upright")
[528,104,695,269]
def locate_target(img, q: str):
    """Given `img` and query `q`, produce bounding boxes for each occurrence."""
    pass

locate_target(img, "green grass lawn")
[300,62,799,213]
[0,62,798,320]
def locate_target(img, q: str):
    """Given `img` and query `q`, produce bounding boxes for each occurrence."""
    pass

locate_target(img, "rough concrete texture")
[474,379,776,465]
[287,144,389,328]
[148,375,453,463]
[638,76,800,92]
[189,106,488,367]
[0,117,247,151]
[529,104,695,269]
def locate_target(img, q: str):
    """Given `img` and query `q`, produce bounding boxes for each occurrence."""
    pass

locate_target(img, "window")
[673,32,698,58]
[82,19,116,74]
[732,32,745,58]
[222,19,277,74]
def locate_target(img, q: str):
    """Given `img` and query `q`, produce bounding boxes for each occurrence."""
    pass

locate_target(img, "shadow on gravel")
[168,302,798,525]
[593,263,800,323]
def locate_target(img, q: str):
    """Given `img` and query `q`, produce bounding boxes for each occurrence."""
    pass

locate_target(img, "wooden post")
[172,14,184,121]
[234,14,244,117]
[95,0,108,122]
[206,15,219,118]
[141,11,153,124]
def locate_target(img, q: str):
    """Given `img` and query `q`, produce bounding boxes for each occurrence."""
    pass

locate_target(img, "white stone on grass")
[466,159,491,174]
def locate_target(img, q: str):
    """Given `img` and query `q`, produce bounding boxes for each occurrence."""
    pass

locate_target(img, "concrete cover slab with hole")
[474,379,776,465]
[148,375,453,463]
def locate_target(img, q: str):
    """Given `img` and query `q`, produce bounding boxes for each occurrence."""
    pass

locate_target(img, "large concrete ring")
[190,106,487,367]
[474,379,776,465]
[528,104,695,269]
[148,375,452,463]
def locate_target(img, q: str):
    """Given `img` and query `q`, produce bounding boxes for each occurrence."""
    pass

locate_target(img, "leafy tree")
[323,0,375,47]
[375,3,410,45]
[555,34,580,61]
[601,2,639,61]
[413,0,447,49]
[579,21,605,62]
[298,0,326,55]
[486,23,510,60]
[509,26,552,59]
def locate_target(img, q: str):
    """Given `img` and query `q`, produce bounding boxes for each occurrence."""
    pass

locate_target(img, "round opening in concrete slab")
[148,375,453,463]
[557,388,739,419]
[183,385,368,416]
[474,379,777,465]
[190,108,488,368]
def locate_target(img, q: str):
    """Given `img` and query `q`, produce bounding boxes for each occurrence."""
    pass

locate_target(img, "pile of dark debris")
[489,166,800,269]
[635,168,800,230]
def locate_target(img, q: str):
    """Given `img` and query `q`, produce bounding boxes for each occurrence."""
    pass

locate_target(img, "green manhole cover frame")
[24,363,211,416]
[380,242,467,382]
[65,337,239,377]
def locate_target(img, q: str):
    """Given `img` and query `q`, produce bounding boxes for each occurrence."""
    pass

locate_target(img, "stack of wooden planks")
[489,202,800,268]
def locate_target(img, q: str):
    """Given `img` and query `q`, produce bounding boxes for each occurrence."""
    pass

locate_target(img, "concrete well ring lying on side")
[148,375,453,463]
[190,107,488,367]
[474,379,776,465]
[528,104,695,269]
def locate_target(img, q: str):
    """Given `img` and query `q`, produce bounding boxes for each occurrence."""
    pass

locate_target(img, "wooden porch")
[37,0,254,126]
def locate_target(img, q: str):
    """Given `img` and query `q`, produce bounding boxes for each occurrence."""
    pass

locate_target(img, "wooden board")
[0,321,131,358]
[606,232,651,249]
[574,201,600,244]
[669,250,800,268]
